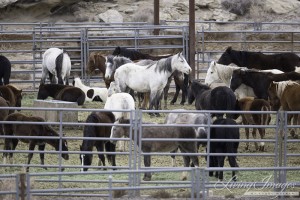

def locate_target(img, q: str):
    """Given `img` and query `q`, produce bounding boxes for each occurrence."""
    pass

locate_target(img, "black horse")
[112,46,189,107]
[80,111,116,171]
[187,80,237,119]
[218,46,300,72]
[0,55,11,85]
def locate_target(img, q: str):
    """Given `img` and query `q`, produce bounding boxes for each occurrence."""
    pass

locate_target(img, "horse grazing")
[114,52,191,115]
[37,84,85,105]
[236,97,271,151]
[3,112,69,172]
[73,77,108,103]
[204,61,283,99]
[209,118,239,182]
[86,52,109,87]
[164,109,208,167]
[188,80,237,119]
[0,84,22,113]
[230,69,300,100]
[268,81,300,138]
[218,46,300,72]
[110,117,200,181]
[41,47,71,85]
[0,55,11,85]
[80,111,116,171]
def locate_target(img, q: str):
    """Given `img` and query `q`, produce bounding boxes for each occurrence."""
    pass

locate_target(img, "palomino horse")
[268,81,300,138]
[41,47,71,85]
[3,112,69,172]
[80,111,116,171]
[113,53,191,116]
[218,46,300,72]
[110,117,200,181]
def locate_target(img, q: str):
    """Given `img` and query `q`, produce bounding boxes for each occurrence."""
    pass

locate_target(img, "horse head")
[37,83,49,100]
[268,82,281,111]
[104,55,115,81]
[107,81,121,97]
[6,84,22,110]
[79,145,92,171]
[217,46,233,65]
[112,46,122,56]
[205,61,219,86]
[230,69,245,92]
[46,125,69,160]
[173,52,191,75]
[110,118,130,145]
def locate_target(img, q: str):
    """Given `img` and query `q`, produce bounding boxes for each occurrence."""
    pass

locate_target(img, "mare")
[187,80,237,119]
[112,46,189,107]
[268,81,300,138]
[86,52,109,87]
[3,112,69,172]
[236,97,271,151]
[37,84,85,105]
[230,69,300,100]
[80,111,116,171]
[41,47,71,85]
[218,46,300,72]
[0,55,11,85]
[73,77,108,102]
[113,52,191,115]
[164,109,208,167]
[204,61,283,99]
[110,117,200,181]
[0,84,22,113]
[209,118,239,181]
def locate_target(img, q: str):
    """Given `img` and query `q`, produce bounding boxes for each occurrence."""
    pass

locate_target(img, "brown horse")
[236,97,271,151]
[3,112,69,172]
[0,84,22,113]
[37,83,86,105]
[268,81,300,138]
[86,52,109,87]
[0,94,10,136]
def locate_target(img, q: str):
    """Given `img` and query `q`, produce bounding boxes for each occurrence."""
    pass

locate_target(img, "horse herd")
[0,46,300,182]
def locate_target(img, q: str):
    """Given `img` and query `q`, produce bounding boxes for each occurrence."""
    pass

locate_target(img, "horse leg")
[163,76,172,109]
[216,149,225,181]
[226,145,239,182]
[181,154,190,181]
[0,79,3,85]
[170,83,180,105]
[105,142,117,169]
[27,143,36,172]
[143,155,152,181]
[170,148,177,167]
[38,144,47,170]
[41,67,49,84]
[258,128,265,152]
[96,142,106,169]
[244,127,250,151]
[252,128,259,151]
[291,114,298,138]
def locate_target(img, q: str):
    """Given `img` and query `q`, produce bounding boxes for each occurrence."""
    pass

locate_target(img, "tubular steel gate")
[0,108,299,199]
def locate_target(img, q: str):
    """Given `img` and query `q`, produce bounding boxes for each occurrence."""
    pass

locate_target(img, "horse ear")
[226,46,232,52]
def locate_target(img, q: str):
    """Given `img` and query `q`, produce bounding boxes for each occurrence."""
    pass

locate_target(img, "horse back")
[0,86,16,109]
[281,84,300,110]
[55,87,86,105]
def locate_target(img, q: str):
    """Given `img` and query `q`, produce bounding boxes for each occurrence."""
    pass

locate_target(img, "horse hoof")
[170,102,175,105]
[143,176,151,181]
[155,113,161,117]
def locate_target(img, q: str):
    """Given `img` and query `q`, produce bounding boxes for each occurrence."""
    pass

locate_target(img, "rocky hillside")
[0,0,299,31]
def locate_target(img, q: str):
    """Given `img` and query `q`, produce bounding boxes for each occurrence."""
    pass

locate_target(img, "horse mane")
[192,80,210,90]
[148,56,172,73]
[117,117,130,124]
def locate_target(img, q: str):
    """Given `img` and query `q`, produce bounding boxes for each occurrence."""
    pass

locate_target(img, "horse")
[0,55,11,85]
[230,68,300,100]
[204,61,283,99]
[86,52,109,87]
[268,81,300,138]
[113,52,191,115]
[209,117,239,182]
[80,111,116,171]
[37,84,85,106]
[0,84,22,113]
[0,94,10,135]
[3,112,69,172]
[187,80,237,119]
[41,47,71,85]
[110,117,200,181]
[217,46,300,72]
[112,47,189,107]
[73,77,108,103]
[164,109,209,167]
[236,97,271,151]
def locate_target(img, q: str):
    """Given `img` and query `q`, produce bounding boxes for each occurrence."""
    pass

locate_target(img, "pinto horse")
[3,112,69,172]
[110,117,200,181]
[113,53,191,115]
[41,48,71,85]
[80,111,116,171]
[0,55,11,85]
[187,80,237,119]
[112,46,189,107]
[37,84,85,105]
[218,46,300,72]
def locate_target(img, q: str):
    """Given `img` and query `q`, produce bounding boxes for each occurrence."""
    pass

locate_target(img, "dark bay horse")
[218,46,300,72]
[187,80,237,119]
[3,112,69,172]
[86,52,108,87]
[0,84,22,113]
[0,95,10,135]
[230,69,300,100]
[0,55,11,85]
[37,84,85,105]
[80,111,116,171]
[110,118,199,181]
[112,46,189,107]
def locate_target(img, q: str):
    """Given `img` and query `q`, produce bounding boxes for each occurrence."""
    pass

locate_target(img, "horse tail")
[260,104,271,126]
[55,52,64,84]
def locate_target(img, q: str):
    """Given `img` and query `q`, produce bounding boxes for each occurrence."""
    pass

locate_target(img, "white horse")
[113,52,191,115]
[72,77,108,103]
[41,47,71,85]
[204,61,283,99]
